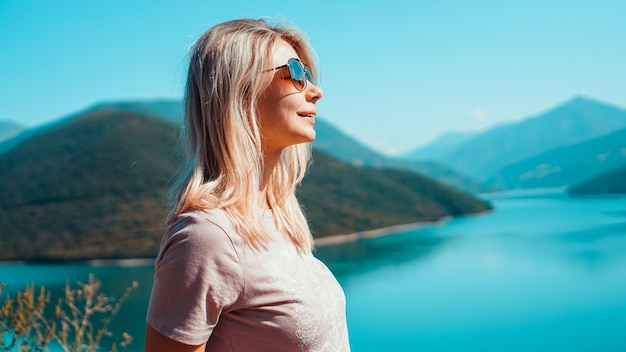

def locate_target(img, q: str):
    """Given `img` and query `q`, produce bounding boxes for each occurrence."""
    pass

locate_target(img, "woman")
[145,18,350,351]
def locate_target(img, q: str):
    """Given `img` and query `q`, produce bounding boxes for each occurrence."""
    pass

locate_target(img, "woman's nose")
[306,82,323,103]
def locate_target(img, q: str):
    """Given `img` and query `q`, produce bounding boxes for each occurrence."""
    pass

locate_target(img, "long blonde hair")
[168,18,317,252]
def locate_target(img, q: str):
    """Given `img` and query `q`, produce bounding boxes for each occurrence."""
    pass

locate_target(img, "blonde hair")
[168,18,317,252]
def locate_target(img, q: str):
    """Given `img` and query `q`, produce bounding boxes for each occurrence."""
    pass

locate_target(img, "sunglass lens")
[288,59,307,91]
[305,67,313,85]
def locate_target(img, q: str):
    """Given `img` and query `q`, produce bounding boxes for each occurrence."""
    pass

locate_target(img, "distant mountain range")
[404,96,626,193]
[403,131,476,161]
[0,104,490,261]
[312,118,492,193]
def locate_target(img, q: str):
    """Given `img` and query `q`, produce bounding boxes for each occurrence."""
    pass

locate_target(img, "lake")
[1,188,625,351]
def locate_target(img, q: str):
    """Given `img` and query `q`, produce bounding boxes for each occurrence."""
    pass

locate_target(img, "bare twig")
[0,275,137,352]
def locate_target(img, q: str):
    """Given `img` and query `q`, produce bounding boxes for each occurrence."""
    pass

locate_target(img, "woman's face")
[257,39,323,154]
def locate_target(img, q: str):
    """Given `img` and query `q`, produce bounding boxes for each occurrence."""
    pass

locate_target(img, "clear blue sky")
[1,0,625,155]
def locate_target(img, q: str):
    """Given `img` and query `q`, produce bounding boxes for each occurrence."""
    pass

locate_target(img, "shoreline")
[314,208,494,246]
[87,258,155,266]
[0,257,155,266]
[0,220,450,265]
[2,211,494,264]
[314,217,451,247]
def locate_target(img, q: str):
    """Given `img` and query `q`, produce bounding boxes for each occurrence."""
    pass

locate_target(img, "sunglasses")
[266,58,314,91]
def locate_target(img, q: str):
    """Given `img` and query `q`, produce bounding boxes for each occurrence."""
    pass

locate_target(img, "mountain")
[402,131,476,161]
[487,127,626,189]
[2,99,489,194]
[0,120,26,143]
[312,118,491,193]
[0,106,491,261]
[0,100,182,157]
[568,164,626,196]
[0,107,180,261]
[401,159,498,193]
[0,107,98,155]
[81,100,491,194]
[407,96,626,180]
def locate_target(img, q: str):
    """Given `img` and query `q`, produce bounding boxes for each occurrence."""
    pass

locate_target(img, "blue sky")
[1,0,625,155]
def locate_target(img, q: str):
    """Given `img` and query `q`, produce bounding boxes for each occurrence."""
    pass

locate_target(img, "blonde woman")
[144,19,350,352]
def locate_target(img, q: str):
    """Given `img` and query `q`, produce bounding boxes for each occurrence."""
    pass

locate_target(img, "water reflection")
[315,226,449,278]
[337,191,626,352]
[2,190,626,352]
[1,263,154,350]
[561,221,626,243]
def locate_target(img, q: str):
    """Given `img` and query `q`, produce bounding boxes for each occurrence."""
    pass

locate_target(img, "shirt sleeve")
[146,211,244,346]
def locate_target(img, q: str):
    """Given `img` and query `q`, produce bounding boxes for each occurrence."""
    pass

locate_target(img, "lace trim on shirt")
[265,243,349,352]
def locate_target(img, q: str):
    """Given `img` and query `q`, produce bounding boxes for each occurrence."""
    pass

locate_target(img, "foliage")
[0,275,137,352]
[0,283,53,351]
[0,109,178,261]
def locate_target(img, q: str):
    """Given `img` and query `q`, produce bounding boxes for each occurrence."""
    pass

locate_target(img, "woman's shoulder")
[170,207,231,228]
[163,207,244,253]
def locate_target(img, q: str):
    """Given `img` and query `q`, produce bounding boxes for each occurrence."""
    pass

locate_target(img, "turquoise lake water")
[1,189,625,351]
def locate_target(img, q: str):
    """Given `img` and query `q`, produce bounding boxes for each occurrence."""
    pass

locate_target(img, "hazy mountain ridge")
[406,96,626,181]
[313,118,389,167]
[0,120,26,143]
[0,105,491,261]
[312,118,491,193]
[402,130,477,161]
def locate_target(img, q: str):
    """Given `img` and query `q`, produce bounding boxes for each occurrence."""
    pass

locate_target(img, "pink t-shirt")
[147,208,350,351]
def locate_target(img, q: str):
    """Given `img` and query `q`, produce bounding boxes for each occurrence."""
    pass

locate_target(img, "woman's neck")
[258,148,281,210]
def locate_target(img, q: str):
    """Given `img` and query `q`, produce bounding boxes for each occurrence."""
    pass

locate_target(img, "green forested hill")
[300,151,491,236]
[487,127,626,189]
[0,107,491,262]
[0,108,180,261]
[568,164,626,196]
